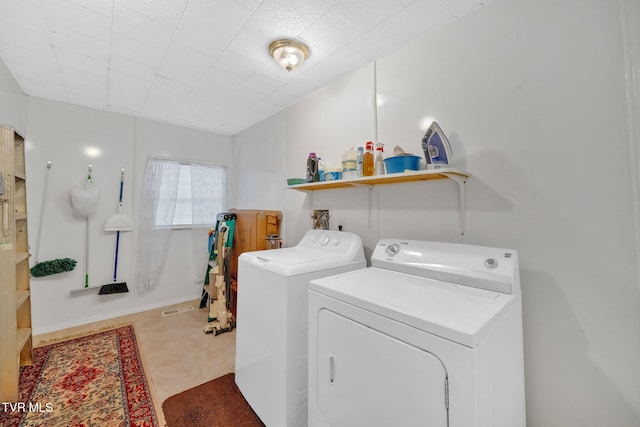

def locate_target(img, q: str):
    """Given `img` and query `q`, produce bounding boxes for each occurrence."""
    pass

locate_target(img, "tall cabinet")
[228,209,282,318]
[0,125,33,402]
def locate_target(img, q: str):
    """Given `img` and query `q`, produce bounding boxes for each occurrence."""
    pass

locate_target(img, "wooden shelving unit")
[0,125,33,402]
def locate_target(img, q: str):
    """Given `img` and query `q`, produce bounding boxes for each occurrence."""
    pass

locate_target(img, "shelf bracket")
[442,173,467,241]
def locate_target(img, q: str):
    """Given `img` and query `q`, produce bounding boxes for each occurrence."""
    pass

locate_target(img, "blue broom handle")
[114,169,124,281]
[114,230,120,282]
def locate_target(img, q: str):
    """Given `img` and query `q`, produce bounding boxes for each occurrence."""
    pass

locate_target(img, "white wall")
[22,97,233,334]
[0,57,27,135]
[234,0,640,425]
[231,111,285,214]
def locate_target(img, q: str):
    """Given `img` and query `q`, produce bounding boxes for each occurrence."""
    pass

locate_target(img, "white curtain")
[136,158,180,293]
[190,163,226,284]
[136,158,226,293]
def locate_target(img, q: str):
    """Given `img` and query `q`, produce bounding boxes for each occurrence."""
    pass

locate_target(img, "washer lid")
[309,267,518,348]
[239,229,366,276]
[240,247,362,276]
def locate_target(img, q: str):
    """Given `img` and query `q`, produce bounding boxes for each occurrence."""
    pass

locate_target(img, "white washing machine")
[235,229,366,427]
[308,239,526,427]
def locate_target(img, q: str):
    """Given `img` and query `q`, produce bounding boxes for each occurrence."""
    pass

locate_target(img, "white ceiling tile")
[242,73,283,96]
[348,21,407,61]
[0,21,52,52]
[299,10,361,56]
[62,68,108,94]
[247,0,318,37]
[386,0,455,40]
[0,0,49,34]
[332,0,405,32]
[113,4,175,49]
[298,45,368,88]
[140,91,182,121]
[115,0,188,27]
[157,61,201,87]
[213,50,266,79]
[109,56,157,81]
[0,45,58,79]
[446,0,487,16]
[64,0,115,17]
[183,81,229,108]
[285,0,337,27]
[110,34,165,69]
[148,75,193,98]
[235,0,265,12]
[171,99,208,124]
[163,41,216,74]
[200,66,245,88]
[173,0,252,56]
[107,76,149,111]
[43,0,113,41]
[56,49,109,76]
[222,86,263,111]
[51,29,111,60]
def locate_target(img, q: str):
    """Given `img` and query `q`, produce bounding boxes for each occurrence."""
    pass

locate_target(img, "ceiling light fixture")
[269,39,309,72]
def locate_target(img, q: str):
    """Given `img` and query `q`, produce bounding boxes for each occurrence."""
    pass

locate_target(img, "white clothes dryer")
[308,239,526,427]
[235,229,366,427]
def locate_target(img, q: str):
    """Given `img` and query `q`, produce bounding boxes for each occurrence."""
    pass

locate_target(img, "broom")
[100,169,131,295]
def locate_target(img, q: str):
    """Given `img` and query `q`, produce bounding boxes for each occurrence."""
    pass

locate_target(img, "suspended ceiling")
[0,0,490,135]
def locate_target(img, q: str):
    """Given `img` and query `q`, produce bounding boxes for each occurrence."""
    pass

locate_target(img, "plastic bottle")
[342,147,357,180]
[317,157,326,181]
[357,146,364,177]
[375,143,385,175]
[306,152,319,182]
[362,141,374,176]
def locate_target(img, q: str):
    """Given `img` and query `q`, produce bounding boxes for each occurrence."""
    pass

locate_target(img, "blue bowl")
[383,155,421,174]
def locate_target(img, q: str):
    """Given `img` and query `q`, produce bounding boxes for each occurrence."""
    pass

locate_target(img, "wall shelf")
[286,168,469,191]
[287,167,470,239]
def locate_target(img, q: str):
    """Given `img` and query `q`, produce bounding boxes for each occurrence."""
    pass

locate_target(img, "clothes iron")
[421,121,453,168]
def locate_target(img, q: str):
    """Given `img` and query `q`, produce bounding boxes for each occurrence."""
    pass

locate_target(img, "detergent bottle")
[306,152,319,182]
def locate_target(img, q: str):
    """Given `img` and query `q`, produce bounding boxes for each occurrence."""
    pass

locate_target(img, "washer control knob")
[385,244,401,257]
[484,258,498,269]
[320,235,330,246]
[332,238,340,246]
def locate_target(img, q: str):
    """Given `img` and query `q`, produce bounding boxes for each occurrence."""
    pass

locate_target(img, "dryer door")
[316,309,448,427]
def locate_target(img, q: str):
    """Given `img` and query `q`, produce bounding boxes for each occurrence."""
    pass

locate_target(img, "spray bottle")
[362,142,374,176]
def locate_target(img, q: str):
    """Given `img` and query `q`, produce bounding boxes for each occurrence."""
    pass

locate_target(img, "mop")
[100,169,131,294]
[30,161,78,277]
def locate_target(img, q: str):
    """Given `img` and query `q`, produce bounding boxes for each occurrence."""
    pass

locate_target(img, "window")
[154,160,226,227]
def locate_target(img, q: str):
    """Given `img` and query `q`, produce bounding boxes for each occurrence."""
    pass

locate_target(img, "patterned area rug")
[0,325,158,427]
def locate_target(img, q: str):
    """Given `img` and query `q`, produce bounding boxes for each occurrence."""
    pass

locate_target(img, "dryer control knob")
[385,244,401,257]
[320,235,330,246]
